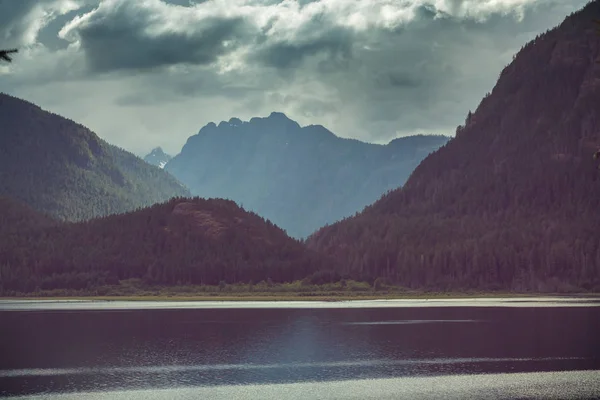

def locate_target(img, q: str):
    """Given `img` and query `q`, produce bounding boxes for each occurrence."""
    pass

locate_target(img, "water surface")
[1,299,598,399]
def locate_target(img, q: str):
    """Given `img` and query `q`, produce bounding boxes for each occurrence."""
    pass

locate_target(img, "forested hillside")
[308,1,600,292]
[166,113,448,238]
[0,94,190,221]
[0,197,331,294]
[0,197,57,234]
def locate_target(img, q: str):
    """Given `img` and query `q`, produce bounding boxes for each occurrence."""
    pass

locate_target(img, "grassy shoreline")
[3,292,599,302]
[2,279,598,301]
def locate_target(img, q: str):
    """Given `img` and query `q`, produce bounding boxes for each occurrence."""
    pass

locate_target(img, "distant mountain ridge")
[165,112,449,238]
[144,147,172,168]
[0,93,190,221]
[307,1,600,291]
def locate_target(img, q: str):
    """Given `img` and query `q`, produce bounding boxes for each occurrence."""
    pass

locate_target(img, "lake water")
[1,298,599,399]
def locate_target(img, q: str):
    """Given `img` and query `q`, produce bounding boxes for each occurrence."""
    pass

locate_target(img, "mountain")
[0,93,190,221]
[165,113,448,238]
[0,197,331,294]
[144,147,172,168]
[307,1,600,292]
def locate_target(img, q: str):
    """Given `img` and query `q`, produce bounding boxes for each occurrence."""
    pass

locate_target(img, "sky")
[0,0,590,156]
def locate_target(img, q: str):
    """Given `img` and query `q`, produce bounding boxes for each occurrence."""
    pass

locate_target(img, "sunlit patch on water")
[9,370,600,400]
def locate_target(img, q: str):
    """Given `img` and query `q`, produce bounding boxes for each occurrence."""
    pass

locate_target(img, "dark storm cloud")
[386,73,423,89]
[254,26,354,69]
[249,8,357,69]
[59,0,359,74]
[80,17,247,72]
[60,1,251,72]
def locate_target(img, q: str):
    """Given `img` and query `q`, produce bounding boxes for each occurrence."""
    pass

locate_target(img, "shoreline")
[2,292,599,302]
[1,296,600,310]
[4,278,597,302]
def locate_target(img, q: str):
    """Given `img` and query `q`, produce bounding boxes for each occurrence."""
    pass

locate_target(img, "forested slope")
[0,93,189,221]
[308,1,600,292]
[0,197,330,293]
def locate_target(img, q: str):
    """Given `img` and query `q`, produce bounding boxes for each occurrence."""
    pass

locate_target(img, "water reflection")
[343,319,480,325]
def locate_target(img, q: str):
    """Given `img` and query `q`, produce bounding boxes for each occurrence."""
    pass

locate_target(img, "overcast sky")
[0,0,589,155]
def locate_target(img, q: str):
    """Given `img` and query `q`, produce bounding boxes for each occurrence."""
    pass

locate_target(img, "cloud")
[0,0,591,155]
[0,0,81,48]
[252,26,354,69]
[54,0,570,74]
[58,0,255,72]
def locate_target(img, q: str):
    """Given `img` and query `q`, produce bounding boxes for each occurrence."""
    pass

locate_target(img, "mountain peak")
[143,147,172,169]
[263,111,301,131]
[167,111,448,237]
[148,147,166,155]
[229,117,243,126]
[196,113,303,135]
[268,111,290,120]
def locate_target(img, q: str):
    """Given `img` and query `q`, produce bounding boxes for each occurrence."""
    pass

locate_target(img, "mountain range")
[163,115,448,238]
[307,0,600,292]
[1,1,599,294]
[0,93,189,221]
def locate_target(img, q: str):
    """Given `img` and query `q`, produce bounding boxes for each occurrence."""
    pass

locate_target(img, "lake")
[1,298,599,399]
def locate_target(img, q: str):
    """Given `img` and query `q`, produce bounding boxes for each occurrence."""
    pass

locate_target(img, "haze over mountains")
[308,1,600,291]
[163,114,448,238]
